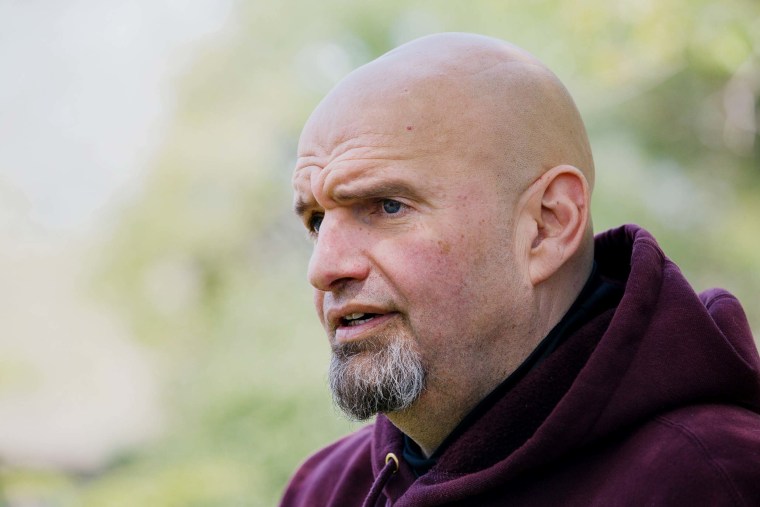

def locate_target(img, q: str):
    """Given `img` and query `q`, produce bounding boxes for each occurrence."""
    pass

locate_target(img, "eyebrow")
[332,181,422,204]
[293,180,423,218]
[294,198,313,218]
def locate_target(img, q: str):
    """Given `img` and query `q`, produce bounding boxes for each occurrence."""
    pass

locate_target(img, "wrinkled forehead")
[292,83,460,210]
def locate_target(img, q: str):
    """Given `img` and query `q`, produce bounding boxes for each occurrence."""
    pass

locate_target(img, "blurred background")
[0,0,758,505]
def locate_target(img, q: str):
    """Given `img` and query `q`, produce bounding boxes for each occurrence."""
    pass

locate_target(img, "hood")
[373,224,760,505]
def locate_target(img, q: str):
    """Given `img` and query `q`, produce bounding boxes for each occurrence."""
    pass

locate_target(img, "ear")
[519,165,590,286]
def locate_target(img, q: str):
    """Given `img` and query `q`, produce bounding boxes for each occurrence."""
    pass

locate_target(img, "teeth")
[342,312,376,327]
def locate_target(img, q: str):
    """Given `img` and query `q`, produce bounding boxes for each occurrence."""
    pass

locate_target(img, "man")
[281,33,760,506]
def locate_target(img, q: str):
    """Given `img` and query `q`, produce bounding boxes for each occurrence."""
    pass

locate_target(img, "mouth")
[340,312,382,327]
[331,310,397,343]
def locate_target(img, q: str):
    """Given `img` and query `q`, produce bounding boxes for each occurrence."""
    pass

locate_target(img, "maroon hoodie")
[281,225,760,506]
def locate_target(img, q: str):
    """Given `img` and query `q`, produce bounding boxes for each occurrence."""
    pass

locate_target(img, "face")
[293,83,532,419]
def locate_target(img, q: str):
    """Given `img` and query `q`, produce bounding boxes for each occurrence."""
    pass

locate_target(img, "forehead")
[300,82,446,151]
[297,60,485,155]
[292,125,441,217]
[290,59,519,216]
[292,91,463,201]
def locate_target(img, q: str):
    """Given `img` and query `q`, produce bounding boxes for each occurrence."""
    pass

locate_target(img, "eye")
[308,213,323,234]
[381,199,402,214]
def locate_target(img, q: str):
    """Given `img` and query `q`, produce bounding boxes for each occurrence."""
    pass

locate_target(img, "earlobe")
[527,165,590,285]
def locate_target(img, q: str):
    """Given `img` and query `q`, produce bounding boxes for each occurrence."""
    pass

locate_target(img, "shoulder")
[280,425,375,507]
[635,404,760,506]
[653,404,760,470]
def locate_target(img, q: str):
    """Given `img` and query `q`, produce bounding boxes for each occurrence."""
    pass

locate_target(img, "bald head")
[300,33,594,201]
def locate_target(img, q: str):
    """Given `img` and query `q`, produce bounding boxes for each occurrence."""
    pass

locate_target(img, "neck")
[386,384,491,457]
[385,322,545,457]
[387,259,595,457]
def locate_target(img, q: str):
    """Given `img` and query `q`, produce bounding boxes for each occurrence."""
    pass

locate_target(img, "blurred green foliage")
[4,0,758,505]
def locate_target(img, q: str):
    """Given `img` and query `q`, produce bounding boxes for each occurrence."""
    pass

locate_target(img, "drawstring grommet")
[385,452,399,474]
[363,453,400,507]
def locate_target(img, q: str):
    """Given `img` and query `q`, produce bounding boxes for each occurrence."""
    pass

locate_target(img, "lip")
[326,305,398,343]
[335,312,398,343]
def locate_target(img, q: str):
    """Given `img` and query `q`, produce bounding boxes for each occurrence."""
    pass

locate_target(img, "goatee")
[328,335,426,421]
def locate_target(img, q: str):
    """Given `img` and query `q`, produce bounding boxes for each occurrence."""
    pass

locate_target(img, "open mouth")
[340,312,381,327]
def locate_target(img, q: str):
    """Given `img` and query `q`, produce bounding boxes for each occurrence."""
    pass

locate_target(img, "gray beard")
[328,334,426,421]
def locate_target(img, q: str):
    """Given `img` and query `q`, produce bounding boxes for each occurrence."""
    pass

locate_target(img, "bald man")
[282,33,760,506]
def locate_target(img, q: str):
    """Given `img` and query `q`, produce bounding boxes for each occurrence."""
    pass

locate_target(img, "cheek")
[378,234,481,319]
[375,227,519,346]
[383,234,461,279]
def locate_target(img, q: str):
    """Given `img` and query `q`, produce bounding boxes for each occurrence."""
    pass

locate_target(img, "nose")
[307,213,370,292]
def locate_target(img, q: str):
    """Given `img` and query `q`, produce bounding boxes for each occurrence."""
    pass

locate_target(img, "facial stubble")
[328,332,427,421]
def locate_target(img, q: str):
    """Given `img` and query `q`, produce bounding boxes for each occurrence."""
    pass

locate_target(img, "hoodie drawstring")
[362,452,399,507]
